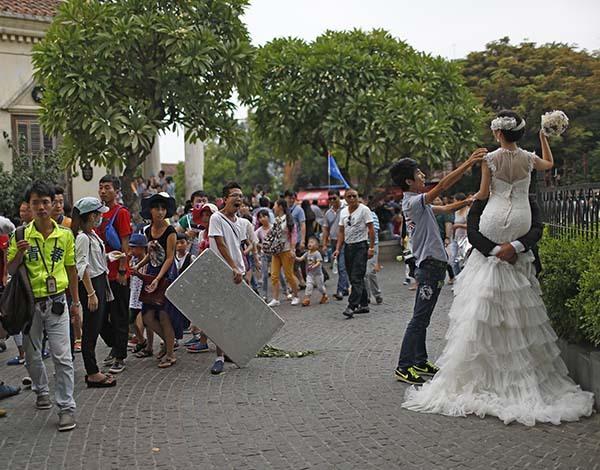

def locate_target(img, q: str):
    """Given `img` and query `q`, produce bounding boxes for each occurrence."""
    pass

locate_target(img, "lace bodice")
[479,148,534,244]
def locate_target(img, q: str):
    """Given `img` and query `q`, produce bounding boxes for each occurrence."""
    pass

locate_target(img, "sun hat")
[192,203,218,225]
[129,233,148,247]
[74,197,110,215]
[140,192,176,220]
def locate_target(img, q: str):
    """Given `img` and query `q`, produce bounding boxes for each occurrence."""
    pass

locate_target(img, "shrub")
[568,249,600,347]
[538,234,600,345]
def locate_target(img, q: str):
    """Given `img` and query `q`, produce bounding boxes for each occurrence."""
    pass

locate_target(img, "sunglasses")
[347,216,352,226]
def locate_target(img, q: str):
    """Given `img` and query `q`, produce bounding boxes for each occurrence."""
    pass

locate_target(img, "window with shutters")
[11,115,56,155]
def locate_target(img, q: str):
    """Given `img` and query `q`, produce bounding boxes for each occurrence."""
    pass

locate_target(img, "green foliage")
[539,234,600,345]
[203,120,285,197]
[252,29,482,190]
[33,0,255,207]
[568,249,600,347]
[461,38,600,184]
[0,153,63,219]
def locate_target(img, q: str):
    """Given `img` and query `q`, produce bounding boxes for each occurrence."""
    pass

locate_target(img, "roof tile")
[0,0,62,19]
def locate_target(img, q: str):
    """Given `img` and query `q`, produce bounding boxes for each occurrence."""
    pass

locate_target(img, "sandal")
[135,349,153,358]
[85,374,116,388]
[156,345,167,361]
[158,357,176,369]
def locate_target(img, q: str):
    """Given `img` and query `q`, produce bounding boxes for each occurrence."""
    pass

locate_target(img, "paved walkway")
[1,263,599,469]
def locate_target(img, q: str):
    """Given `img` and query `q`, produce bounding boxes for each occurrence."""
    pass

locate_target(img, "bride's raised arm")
[474,160,491,200]
[534,130,554,171]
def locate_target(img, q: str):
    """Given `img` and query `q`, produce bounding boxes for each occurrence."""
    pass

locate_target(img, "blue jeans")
[397,259,447,370]
[331,240,349,295]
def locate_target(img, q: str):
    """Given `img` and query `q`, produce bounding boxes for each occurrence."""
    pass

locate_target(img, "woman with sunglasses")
[333,189,376,318]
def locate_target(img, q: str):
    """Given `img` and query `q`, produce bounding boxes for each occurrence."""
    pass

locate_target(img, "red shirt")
[96,203,132,280]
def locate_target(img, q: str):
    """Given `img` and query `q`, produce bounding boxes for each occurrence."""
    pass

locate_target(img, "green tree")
[461,37,600,184]
[203,119,285,197]
[252,29,482,189]
[33,0,255,210]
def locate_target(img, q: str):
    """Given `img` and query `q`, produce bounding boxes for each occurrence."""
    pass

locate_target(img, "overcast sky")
[160,0,600,163]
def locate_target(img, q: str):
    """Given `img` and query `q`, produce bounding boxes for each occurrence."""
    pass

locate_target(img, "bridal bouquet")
[541,110,569,137]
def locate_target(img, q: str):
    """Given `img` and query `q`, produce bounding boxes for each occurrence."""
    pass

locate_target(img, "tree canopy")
[461,37,600,184]
[252,29,482,190]
[33,0,254,206]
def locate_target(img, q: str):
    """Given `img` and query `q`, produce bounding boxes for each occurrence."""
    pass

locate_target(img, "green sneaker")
[413,361,439,376]
[395,367,425,385]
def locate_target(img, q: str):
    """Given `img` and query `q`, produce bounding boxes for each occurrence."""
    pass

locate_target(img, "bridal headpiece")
[490,116,526,132]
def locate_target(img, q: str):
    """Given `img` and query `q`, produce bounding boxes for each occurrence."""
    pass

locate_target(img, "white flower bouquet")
[541,110,569,137]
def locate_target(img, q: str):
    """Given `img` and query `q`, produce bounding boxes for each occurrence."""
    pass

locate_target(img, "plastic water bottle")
[332,258,338,274]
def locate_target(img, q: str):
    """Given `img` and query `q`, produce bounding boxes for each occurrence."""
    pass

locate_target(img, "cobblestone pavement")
[1,262,599,469]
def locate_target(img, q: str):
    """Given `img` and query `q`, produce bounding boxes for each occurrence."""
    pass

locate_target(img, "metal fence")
[538,183,600,239]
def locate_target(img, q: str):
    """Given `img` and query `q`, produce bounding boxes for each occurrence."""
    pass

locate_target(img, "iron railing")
[538,183,600,239]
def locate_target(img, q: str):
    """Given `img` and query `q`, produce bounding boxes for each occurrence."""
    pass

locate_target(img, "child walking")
[297,236,328,306]
[128,234,154,358]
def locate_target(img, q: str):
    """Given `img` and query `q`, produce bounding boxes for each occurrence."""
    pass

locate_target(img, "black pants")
[108,279,130,360]
[80,275,112,375]
[344,241,369,309]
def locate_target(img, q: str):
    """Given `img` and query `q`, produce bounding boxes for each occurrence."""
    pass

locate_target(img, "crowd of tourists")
[0,174,391,430]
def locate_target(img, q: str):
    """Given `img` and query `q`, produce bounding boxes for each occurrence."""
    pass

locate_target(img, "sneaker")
[58,413,76,432]
[395,367,426,385]
[403,278,411,286]
[267,299,280,307]
[173,340,180,351]
[412,361,439,376]
[210,359,224,375]
[22,377,32,389]
[355,306,370,314]
[109,360,125,374]
[342,307,354,318]
[286,293,293,301]
[7,356,25,366]
[103,354,114,366]
[36,394,52,410]
[319,294,329,304]
[302,298,310,307]
[187,342,209,353]
[375,296,383,305]
[291,297,300,306]
[333,292,344,301]
[127,337,139,349]
[184,335,200,347]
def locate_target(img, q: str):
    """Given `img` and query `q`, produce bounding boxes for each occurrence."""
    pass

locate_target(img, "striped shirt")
[370,211,380,245]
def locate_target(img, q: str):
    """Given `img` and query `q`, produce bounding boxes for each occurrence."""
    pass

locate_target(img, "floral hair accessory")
[490,116,526,131]
[541,110,569,137]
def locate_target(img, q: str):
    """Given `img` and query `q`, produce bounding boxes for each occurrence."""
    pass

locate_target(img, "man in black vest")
[467,195,543,275]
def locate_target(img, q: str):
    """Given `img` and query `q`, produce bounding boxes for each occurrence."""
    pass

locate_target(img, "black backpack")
[0,226,35,337]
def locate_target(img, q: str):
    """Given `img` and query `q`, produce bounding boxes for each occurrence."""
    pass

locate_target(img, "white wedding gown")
[402,148,594,426]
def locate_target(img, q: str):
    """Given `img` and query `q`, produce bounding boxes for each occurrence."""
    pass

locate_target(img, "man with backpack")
[97,175,132,374]
[6,181,81,431]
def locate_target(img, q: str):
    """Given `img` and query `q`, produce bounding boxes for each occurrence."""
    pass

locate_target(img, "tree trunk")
[121,152,143,216]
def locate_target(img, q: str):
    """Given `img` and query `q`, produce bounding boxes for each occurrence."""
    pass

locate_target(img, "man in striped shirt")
[362,194,383,304]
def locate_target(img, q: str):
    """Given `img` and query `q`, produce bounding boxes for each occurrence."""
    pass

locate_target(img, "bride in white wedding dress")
[402,111,594,426]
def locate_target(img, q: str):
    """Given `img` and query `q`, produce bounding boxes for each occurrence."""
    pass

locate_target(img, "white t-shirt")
[208,212,247,274]
[238,217,257,246]
[339,204,373,244]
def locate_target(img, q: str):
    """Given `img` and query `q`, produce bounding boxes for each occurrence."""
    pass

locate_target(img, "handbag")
[134,272,170,306]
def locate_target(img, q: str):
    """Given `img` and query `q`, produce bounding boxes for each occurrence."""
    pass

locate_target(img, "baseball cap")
[74,197,110,215]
